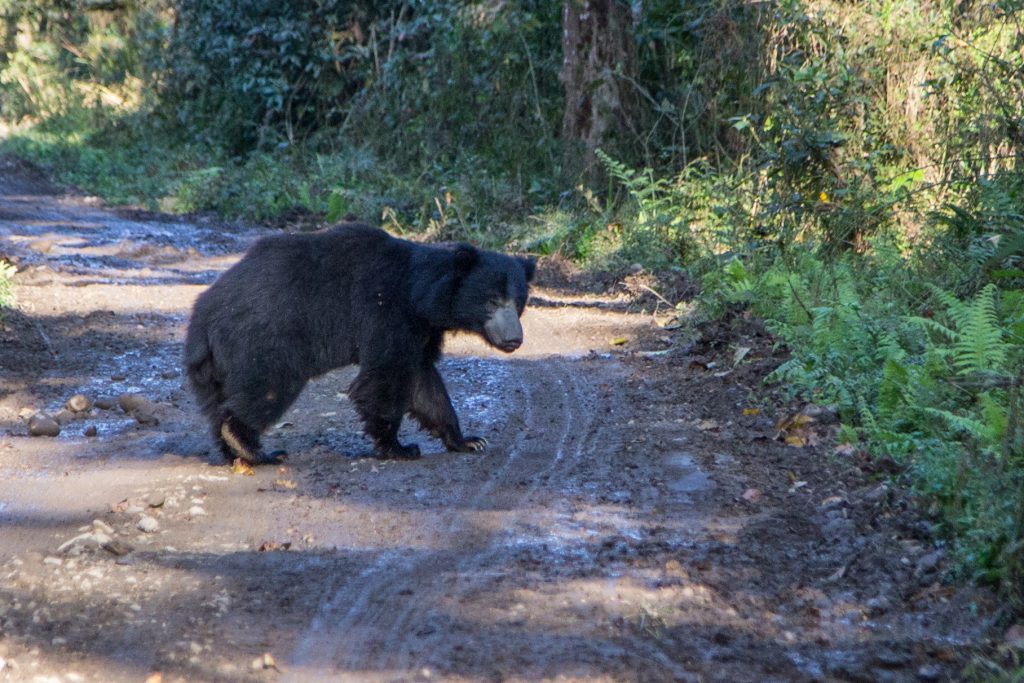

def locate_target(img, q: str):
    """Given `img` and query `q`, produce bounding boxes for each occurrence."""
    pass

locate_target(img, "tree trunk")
[560,0,638,181]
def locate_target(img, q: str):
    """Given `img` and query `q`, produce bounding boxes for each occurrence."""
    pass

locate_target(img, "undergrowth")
[2,0,1023,608]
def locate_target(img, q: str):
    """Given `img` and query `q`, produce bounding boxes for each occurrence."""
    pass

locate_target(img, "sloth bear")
[184,223,534,462]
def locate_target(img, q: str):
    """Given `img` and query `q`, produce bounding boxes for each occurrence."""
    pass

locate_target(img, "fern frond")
[907,315,960,342]
[922,406,989,439]
[952,284,1007,375]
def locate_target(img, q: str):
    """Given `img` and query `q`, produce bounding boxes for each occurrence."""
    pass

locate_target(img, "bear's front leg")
[349,367,421,459]
[410,365,487,453]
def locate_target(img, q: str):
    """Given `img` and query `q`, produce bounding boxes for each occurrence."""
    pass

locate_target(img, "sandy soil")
[0,156,1000,682]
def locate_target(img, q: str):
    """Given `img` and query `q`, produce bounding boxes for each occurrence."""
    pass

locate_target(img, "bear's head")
[451,245,535,353]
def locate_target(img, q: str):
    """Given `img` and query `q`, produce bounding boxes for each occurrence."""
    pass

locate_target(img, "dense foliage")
[1,0,1022,610]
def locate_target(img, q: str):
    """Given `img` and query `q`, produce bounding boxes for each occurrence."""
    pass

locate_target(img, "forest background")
[0,0,1022,614]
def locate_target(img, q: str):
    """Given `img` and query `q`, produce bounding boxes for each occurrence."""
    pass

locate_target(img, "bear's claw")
[461,436,488,452]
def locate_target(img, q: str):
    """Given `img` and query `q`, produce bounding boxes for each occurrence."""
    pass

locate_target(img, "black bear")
[184,223,534,462]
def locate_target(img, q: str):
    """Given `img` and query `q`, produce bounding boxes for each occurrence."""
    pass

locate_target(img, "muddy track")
[0,158,999,682]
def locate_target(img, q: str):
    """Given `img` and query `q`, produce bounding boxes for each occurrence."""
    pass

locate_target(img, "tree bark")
[560,0,638,180]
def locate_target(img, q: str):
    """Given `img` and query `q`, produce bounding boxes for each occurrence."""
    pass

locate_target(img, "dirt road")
[0,158,997,682]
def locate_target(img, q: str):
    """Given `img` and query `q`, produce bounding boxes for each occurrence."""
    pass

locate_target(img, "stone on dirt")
[27,413,60,437]
[118,393,151,413]
[65,394,92,413]
[137,516,159,533]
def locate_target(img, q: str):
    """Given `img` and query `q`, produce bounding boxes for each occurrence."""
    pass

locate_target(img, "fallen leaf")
[251,652,280,671]
[741,488,762,502]
[742,407,760,416]
[231,458,255,476]
[696,419,719,431]
[610,337,629,346]
[784,434,807,447]
[833,442,856,456]
[826,565,847,582]
[732,346,751,366]
[257,541,292,552]
[274,479,297,490]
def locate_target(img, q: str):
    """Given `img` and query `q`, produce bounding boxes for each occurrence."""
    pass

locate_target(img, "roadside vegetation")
[1,0,1022,619]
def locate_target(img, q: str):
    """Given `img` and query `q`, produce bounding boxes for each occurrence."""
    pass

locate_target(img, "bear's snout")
[483,303,523,353]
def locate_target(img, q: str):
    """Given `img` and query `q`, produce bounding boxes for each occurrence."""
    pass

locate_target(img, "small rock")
[1005,623,1024,650]
[101,540,133,557]
[915,549,944,577]
[160,369,180,379]
[83,425,97,437]
[865,596,890,616]
[94,398,116,410]
[118,393,152,413]
[188,506,207,517]
[917,664,942,681]
[132,410,160,426]
[28,413,60,437]
[65,394,92,413]
[146,493,166,508]
[28,238,53,254]
[53,409,77,424]
[42,556,62,566]
[741,487,762,503]
[110,373,126,382]
[137,516,159,533]
[863,484,889,503]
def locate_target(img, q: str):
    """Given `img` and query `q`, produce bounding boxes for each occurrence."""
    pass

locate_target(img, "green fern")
[909,284,1009,376]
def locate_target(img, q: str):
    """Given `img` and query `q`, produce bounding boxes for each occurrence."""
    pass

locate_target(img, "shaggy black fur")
[184,223,534,462]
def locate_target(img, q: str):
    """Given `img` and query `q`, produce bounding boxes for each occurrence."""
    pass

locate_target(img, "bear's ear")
[518,256,536,283]
[453,244,479,274]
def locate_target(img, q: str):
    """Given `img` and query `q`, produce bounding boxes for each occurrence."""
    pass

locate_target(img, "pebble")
[161,369,180,379]
[133,410,160,426]
[188,506,207,517]
[118,393,151,413]
[917,664,942,681]
[102,540,133,557]
[146,493,166,508]
[28,413,60,437]
[65,394,92,413]
[915,549,944,577]
[94,397,116,410]
[137,516,159,533]
[83,425,97,437]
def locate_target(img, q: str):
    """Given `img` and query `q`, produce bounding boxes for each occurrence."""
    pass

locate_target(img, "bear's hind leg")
[216,414,269,464]
[410,365,487,453]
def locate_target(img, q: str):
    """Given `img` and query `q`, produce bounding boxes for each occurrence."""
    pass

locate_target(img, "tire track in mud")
[284,359,597,680]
